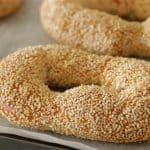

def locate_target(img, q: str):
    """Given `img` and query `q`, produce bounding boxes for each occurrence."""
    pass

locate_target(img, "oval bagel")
[0,45,150,143]
[41,0,150,57]
[0,0,21,17]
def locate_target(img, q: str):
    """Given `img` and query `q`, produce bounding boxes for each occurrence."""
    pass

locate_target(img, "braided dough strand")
[0,45,150,143]
[41,0,150,57]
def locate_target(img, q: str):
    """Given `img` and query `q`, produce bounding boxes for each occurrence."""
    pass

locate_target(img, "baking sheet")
[0,0,149,150]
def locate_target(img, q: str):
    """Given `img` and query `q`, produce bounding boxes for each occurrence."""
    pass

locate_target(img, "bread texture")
[0,45,149,143]
[41,0,150,57]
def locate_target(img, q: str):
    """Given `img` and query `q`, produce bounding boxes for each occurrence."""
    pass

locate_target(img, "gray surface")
[0,135,69,150]
[0,0,150,150]
[0,0,54,59]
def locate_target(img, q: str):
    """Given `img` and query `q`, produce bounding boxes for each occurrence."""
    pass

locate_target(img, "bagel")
[0,45,150,143]
[0,0,21,17]
[40,0,150,57]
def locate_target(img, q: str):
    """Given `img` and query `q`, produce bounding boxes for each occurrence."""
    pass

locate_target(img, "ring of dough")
[41,0,150,57]
[0,45,149,143]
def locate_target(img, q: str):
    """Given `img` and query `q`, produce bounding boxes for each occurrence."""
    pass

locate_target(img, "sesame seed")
[0,44,150,143]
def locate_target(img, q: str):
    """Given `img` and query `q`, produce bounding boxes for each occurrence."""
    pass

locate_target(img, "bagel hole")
[120,16,144,22]
[102,11,144,22]
[48,85,72,92]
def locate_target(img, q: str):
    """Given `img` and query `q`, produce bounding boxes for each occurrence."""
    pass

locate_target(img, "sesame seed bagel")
[0,45,150,143]
[0,0,21,17]
[40,0,150,57]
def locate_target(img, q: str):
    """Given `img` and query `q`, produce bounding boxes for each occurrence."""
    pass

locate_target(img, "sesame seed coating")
[0,0,21,17]
[40,0,150,57]
[0,44,150,143]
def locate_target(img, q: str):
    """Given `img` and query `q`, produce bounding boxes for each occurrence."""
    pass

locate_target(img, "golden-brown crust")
[40,0,150,57]
[0,45,150,143]
[72,0,150,20]
[0,0,21,17]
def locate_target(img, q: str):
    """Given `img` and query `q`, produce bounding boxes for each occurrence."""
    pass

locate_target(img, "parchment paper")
[0,0,149,149]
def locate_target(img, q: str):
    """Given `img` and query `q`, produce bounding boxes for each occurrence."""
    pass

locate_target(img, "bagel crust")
[65,0,150,20]
[0,0,21,17]
[0,45,150,143]
[41,0,150,57]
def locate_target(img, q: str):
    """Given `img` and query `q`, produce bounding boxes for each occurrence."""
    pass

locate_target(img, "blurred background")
[0,0,54,59]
